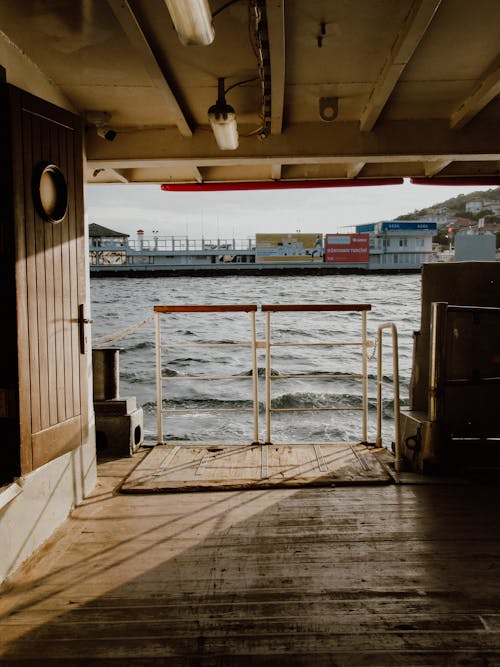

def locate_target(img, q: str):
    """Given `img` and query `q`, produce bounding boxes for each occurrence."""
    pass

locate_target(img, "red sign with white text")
[324,233,370,263]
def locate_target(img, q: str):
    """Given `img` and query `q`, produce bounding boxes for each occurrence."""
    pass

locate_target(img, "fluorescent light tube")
[208,106,239,150]
[208,78,239,150]
[164,0,215,46]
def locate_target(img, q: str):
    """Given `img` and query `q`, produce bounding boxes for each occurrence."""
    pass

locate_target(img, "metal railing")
[261,304,372,444]
[376,323,402,472]
[155,305,259,444]
[105,236,257,252]
[154,304,400,452]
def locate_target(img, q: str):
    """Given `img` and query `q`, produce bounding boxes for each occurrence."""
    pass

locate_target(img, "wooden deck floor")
[1,450,500,666]
[121,443,391,492]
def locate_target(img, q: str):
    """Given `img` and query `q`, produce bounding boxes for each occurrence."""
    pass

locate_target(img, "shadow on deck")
[1,448,500,666]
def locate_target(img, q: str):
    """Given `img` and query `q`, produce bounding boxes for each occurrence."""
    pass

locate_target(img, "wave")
[143,398,254,411]
[236,367,280,377]
[122,341,155,352]
[229,369,400,382]
[120,370,150,383]
[91,273,421,440]
[163,367,181,377]
[167,357,204,365]
[142,390,409,414]
[270,391,363,410]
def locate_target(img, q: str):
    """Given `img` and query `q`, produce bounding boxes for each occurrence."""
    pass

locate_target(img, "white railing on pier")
[120,237,256,252]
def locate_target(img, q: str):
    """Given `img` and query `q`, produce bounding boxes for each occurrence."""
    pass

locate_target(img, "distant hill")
[397,186,500,221]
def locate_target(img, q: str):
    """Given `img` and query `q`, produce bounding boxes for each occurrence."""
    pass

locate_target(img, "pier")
[89,228,433,277]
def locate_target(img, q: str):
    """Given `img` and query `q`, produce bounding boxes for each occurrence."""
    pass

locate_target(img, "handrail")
[154,304,257,313]
[262,304,371,312]
[263,304,372,444]
[154,303,385,451]
[376,323,403,472]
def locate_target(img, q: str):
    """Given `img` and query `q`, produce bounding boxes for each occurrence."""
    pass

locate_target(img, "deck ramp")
[121,443,391,492]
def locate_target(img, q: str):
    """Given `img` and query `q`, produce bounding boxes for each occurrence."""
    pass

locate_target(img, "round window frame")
[32,162,68,224]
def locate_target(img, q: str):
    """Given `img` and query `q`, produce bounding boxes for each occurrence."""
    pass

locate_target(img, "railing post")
[429,302,448,425]
[376,331,383,448]
[376,323,402,471]
[392,325,401,471]
[265,310,272,444]
[156,311,163,443]
[250,310,259,444]
[362,310,368,443]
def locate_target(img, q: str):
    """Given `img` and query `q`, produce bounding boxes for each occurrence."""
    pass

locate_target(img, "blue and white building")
[355,220,437,269]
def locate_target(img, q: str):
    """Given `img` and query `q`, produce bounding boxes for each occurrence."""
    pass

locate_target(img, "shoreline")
[90,264,421,278]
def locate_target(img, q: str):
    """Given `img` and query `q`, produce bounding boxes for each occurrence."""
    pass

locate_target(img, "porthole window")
[32,162,68,224]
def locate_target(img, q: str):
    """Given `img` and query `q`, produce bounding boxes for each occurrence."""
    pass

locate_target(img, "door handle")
[78,304,93,354]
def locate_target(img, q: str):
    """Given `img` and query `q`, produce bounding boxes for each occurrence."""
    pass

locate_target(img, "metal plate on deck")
[121,443,391,493]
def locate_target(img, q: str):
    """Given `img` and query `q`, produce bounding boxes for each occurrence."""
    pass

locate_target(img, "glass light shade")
[164,0,214,46]
[208,106,239,150]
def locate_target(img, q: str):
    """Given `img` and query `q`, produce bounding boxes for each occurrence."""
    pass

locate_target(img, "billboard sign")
[255,233,323,262]
[324,233,370,263]
[379,221,437,232]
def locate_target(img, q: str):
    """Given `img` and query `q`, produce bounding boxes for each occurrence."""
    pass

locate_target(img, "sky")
[85,181,495,241]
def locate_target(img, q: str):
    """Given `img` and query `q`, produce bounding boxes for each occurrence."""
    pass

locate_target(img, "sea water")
[90,273,421,445]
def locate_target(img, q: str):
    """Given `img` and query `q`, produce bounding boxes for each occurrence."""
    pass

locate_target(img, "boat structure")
[1,1,500,663]
[89,221,439,275]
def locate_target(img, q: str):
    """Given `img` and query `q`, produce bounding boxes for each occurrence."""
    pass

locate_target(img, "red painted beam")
[161,178,404,192]
[411,177,500,186]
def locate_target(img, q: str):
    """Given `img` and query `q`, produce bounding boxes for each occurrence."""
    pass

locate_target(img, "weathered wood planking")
[1,455,500,665]
[120,444,391,492]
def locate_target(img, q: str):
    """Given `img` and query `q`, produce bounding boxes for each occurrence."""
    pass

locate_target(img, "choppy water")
[90,274,421,445]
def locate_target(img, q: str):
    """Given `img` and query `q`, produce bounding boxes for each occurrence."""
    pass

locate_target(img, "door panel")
[9,86,88,472]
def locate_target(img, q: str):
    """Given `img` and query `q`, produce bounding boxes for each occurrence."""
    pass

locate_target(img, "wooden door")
[8,86,88,473]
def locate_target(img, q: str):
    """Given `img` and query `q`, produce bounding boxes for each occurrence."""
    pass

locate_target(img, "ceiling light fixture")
[85,111,117,142]
[164,0,214,46]
[208,78,239,150]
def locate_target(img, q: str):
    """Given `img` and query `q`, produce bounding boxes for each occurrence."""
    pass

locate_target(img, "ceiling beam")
[106,0,192,137]
[271,164,282,180]
[86,119,500,166]
[346,162,365,179]
[89,153,500,172]
[266,0,285,135]
[360,0,442,132]
[192,167,203,183]
[423,159,451,177]
[450,59,500,130]
[89,167,129,183]
[107,168,129,183]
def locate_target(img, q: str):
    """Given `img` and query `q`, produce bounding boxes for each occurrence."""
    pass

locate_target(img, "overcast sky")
[85,181,494,241]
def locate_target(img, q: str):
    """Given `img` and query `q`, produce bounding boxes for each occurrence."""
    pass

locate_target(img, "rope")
[367,337,377,361]
[92,314,155,349]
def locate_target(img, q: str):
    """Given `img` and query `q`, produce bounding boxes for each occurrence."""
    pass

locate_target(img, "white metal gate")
[155,303,387,447]
[155,305,259,444]
[262,304,371,444]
